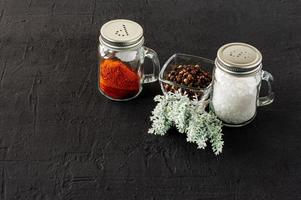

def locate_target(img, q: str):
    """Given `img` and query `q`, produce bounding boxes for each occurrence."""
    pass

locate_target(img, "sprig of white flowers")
[148,92,223,155]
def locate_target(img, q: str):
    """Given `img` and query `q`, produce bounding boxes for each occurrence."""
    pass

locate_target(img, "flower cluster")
[148,92,223,155]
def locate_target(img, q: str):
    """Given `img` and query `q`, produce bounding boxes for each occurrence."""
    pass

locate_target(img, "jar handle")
[143,47,160,83]
[258,70,275,106]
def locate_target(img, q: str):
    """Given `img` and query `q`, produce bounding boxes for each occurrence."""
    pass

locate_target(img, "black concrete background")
[0,0,300,199]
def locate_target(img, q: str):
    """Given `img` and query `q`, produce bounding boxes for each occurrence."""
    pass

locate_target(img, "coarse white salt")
[211,67,261,124]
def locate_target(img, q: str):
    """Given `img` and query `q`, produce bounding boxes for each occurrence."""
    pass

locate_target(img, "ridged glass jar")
[210,43,274,127]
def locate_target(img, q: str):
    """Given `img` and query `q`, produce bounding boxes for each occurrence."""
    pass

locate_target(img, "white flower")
[148,92,224,155]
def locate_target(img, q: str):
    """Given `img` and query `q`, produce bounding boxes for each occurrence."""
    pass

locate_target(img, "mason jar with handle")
[98,19,160,101]
[210,42,274,127]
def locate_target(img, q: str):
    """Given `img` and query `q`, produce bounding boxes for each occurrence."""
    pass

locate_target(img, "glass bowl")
[159,53,214,100]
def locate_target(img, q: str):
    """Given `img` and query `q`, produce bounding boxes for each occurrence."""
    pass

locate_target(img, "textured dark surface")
[0,0,301,199]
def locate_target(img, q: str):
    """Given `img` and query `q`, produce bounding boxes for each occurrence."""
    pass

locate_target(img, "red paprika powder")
[99,59,140,99]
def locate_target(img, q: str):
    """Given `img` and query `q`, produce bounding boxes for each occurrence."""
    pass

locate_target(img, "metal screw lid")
[100,19,144,50]
[216,42,262,75]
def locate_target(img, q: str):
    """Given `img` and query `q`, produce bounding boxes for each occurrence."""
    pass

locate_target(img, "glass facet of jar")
[210,43,274,127]
[98,19,160,101]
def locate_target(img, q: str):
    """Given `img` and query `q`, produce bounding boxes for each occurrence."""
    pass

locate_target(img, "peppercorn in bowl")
[159,54,214,100]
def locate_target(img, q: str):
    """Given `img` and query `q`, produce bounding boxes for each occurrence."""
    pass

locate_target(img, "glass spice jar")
[98,19,160,101]
[210,43,274,127]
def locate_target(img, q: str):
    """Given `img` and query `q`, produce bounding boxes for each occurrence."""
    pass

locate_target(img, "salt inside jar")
[210,43,274,127]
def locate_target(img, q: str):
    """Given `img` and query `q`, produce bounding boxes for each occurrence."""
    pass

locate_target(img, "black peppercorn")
[164,64,212,98]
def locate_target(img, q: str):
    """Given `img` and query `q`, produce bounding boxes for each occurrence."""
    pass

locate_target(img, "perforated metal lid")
[99,19,144,50]
[216,42,262,75]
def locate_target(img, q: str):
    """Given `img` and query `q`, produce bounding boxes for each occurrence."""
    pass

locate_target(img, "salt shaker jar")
[210,43,274,127]
[98,19,160,101]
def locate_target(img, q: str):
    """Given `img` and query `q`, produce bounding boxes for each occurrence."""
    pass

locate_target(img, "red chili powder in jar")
[99,59,140,99]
